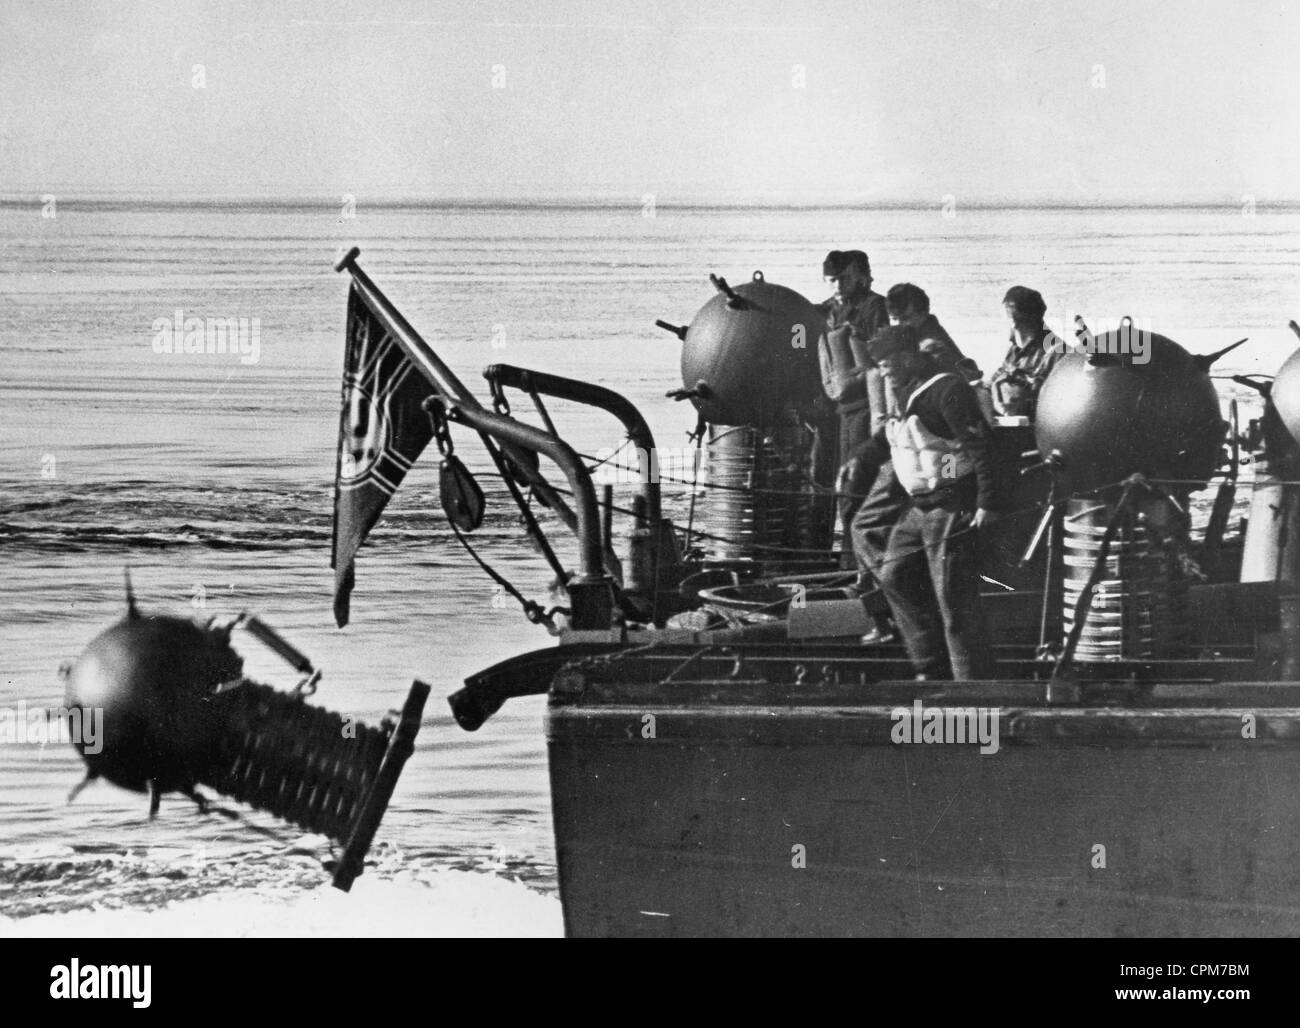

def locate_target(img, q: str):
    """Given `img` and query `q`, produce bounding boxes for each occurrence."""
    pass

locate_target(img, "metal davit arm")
[430,397,617,631]
[483,364,662,524]
[483,364,688,624]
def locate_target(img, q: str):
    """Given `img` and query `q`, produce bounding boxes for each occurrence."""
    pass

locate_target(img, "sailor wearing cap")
[813,249,891,557]
[864,323,1001,680]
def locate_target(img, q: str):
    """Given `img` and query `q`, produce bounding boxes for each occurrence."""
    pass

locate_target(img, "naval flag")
[332,283,438,627]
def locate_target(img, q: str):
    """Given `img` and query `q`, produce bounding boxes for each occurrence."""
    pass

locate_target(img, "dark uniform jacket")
[990,326,1062,418]
[916,314,982,383]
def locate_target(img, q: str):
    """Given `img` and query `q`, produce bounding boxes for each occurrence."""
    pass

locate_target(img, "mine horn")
[709,273,750,309]
[1193,338,1249,372]
[124,567,139,619]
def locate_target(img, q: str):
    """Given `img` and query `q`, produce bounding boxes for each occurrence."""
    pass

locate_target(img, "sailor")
[883,281,994,419]
[883,282,982,383]
[989,286,1062,418]
[847,284,986,641]
[976,287,1063,582]
[863,324,1000,680]
[811,249,891,559]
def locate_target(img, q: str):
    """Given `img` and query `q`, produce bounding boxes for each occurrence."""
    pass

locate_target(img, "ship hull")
[548,696,1300,937]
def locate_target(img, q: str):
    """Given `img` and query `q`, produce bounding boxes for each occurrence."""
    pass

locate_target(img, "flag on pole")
[331,283,438,626]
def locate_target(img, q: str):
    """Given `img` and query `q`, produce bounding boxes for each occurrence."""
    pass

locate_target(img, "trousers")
[850,459,909,583]
[875,498,994,680]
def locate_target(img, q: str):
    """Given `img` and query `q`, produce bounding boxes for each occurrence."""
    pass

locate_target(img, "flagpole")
[333,247,583,540]
[334,246,471,405]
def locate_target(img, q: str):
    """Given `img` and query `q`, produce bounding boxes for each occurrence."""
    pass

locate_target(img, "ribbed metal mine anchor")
[1061,498,1189,661]
[199,678,430,891]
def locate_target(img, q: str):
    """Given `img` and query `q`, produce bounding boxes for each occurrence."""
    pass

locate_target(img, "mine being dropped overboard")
[57,573,428,891]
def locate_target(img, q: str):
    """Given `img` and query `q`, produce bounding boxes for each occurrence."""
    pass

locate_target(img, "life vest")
[820,325,857,402]
[885,373,975,495]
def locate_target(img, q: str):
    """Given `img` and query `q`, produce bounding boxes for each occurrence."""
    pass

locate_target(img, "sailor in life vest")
[846,284,989,643]
[864,323,1002,680]
[811,249,891,563]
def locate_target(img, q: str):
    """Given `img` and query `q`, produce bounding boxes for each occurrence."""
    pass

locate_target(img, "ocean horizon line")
[3,192,1297,214]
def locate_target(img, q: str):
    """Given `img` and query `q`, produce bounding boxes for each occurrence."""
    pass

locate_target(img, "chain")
[428,400,455,458]
[490,379,511,417]
[425,399,568,633]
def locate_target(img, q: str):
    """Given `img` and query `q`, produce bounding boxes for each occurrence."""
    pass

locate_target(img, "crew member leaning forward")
[847,283,983,636]
[865,323,1000,680]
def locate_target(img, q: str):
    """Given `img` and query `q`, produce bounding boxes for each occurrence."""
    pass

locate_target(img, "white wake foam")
[0,869,563,938]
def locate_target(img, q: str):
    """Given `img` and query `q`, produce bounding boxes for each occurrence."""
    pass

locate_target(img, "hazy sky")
[2,0,1297,202]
